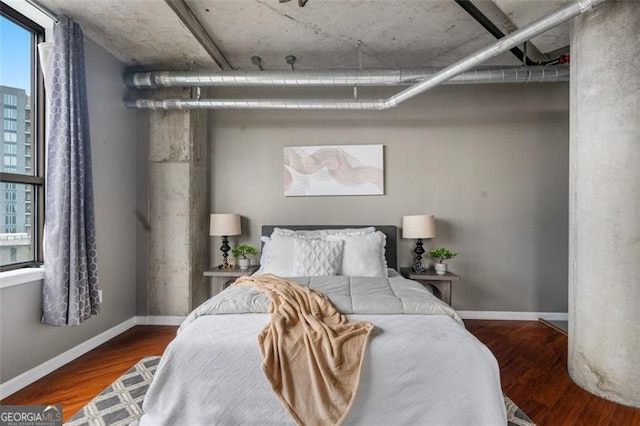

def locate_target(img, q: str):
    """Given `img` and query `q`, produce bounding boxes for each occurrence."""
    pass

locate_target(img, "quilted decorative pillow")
[293,238,344,276]
[326,231,388,277]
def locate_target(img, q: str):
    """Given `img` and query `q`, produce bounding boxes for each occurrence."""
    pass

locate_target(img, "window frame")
[0,2,46,271]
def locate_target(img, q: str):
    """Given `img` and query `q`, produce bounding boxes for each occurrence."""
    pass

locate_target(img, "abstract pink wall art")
[284,145,384,196]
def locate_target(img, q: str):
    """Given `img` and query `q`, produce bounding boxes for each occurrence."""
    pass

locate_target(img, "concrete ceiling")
[36,0,569,71]
[493,0,570,54]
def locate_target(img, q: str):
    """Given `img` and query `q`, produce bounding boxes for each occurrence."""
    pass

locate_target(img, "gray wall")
[209,83,569,312]
[0,38,139,382]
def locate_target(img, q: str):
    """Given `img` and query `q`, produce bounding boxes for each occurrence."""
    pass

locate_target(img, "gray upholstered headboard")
[261,225,398,270]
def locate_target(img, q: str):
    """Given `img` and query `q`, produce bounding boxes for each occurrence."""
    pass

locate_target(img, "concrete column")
[148,89,209,315]
[569,0,640,407]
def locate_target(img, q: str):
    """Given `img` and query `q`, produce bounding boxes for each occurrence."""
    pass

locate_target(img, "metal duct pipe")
[124,66,568,89]
[126,0,606,110]
[385,0,606,108]
[127,99,388,110]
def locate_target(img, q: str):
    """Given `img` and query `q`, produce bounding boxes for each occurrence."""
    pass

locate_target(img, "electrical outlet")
[97,289,103,303]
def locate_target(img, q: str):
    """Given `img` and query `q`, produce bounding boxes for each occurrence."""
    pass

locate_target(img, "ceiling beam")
[454,0,536,65]
[165,0,233,70]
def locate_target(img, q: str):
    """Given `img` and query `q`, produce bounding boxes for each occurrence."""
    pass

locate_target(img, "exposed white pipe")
[128,98,390,110]
[384,0,605,108]
[124,66,568,89]
[125,0,607,110]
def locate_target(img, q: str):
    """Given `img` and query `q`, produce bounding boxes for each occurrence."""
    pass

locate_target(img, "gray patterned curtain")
[42,16,99,326]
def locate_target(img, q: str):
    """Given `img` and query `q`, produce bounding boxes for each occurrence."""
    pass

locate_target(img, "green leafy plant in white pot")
[427,248,457,275]
[232,244,258,270]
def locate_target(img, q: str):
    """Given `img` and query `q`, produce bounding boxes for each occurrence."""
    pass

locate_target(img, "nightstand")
[400,267,460,306]
[204,264,260,297]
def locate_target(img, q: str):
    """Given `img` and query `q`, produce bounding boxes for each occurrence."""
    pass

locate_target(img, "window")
[4,143,17,155]
[4,119,17,131]
[4,107,17,119]
[3,94,17,106]
[0,4,45,270]
[4,131,16,142]
[3,156,17,167]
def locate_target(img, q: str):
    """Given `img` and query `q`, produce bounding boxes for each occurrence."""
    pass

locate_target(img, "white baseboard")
[0,315,187,399]
[0,317,137,400]
[135,315,186,326]
[457,310,568,321]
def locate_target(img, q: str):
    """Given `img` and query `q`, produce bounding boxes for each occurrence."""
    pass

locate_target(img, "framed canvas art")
[284,144,384,196]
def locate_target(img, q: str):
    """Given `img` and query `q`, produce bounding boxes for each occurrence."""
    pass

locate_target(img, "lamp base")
[412,260,427,273]
[221,236,233,270]
[412,238,427,273]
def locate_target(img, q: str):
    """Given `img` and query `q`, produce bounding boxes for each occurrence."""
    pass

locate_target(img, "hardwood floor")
[2,321,639,425]
[465,320,640,426]
[1,326,176,422]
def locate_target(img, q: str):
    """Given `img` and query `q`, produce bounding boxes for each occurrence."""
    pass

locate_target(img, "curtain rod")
[24,0,59,23]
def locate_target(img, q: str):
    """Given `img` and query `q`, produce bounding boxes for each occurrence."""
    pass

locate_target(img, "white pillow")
[322,227,376,236]
[259,227,381,277]
[254,236,271,275]
[326,231,388,277]
[262,227,371,276]
[273,227,324,238]
[273,227,375,238]
[293,238,344,276]
[260,233,299,276]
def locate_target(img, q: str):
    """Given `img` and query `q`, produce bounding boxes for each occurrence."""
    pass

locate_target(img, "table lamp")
[402,214,436,273]
[210,213,241,270]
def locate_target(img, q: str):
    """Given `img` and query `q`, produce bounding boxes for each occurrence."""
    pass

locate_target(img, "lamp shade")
[402,214,436,239]
[210,213,241,236]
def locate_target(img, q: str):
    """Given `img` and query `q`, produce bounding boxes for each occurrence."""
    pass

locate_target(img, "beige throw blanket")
[234,274,374,426]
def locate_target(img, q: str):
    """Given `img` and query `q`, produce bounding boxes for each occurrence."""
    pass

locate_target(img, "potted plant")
[427,248,457,275]
[231,244,258,270]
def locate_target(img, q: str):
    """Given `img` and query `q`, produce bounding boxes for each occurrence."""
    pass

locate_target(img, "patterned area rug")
[65,356,535,426]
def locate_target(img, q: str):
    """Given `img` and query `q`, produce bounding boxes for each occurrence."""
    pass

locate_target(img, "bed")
[138,225,507,425]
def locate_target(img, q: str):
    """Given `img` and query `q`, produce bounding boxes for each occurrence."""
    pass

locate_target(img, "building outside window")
[3,119,17,131]
[4,107,17,119]
[3,94,17,106]
[0,4,45,270]
[3,143,16,155]
[3,156,17,167]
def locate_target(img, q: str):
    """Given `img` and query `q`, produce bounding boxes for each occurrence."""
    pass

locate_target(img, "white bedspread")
[139,273,507,425]
[181,270,463,327]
